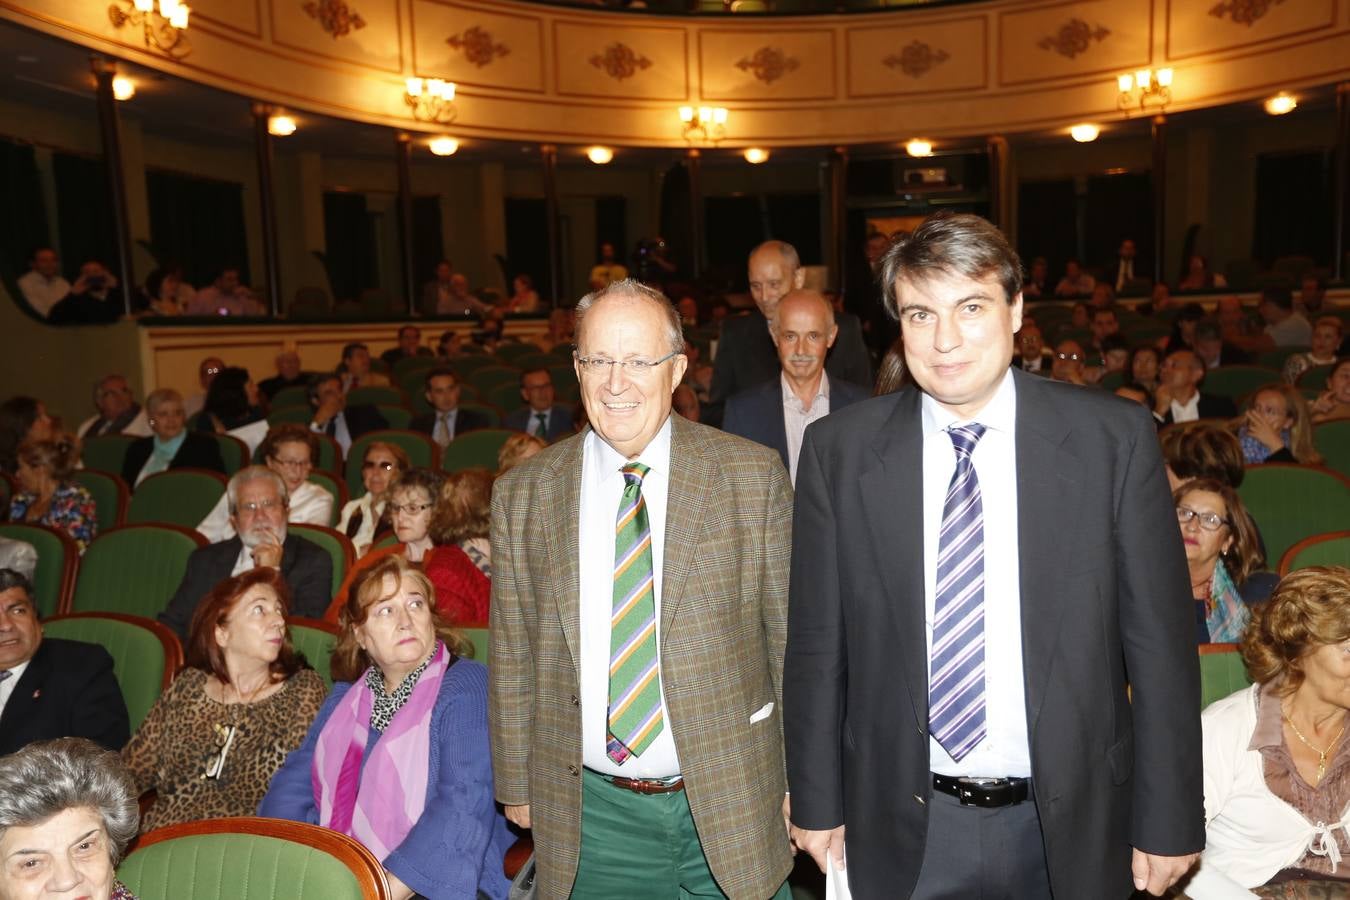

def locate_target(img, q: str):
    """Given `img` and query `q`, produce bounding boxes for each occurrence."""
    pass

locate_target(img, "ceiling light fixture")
[404,77,457,124]
[1117,67,1172,114]
[743,147,770,164]
[111,76,136,101]
[428,136,459,156]
[905,138,933,158]
[108,0,191,58]
[679,106,728,146]
[1264,93,1297,116]
[1069,123,1100,143]
[267,114,296,137]
[586,146,614,164]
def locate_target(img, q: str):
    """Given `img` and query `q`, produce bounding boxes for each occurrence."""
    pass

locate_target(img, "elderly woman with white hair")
[0,737,140,900]
[120,388,226,488]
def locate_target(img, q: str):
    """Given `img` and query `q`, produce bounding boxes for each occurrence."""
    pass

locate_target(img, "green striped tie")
[606,462,664,763]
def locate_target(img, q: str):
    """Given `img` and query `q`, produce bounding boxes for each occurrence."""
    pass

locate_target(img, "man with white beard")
[158,466,332,639]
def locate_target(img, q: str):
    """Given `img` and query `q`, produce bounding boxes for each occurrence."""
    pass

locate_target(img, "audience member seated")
[1236,383,1323,466]
[0,537,36,582]
[1088,306,1120,353]
[10,434,97,553]
[1107,237,1142,293]
[1284,316,1343,385]
[259,350,308,402]
[0,396,55,476]
[123,568,325,832]
[339,342,391,391]
[159,466,332,640]
[422,469,493,626]
[1175,478,1272,644]
[410,369,490,449]
[435,330,464,359]
[471,309,506,353]
[331,468,444,615]
[1050,302,1091,344]
[1176,253,1226,292]
[1298,274,1327,317]
[0,570,129,755]
[1195,318,1251,370]
[495,433,544,475]
[421,260,455,316]
[1053,258,1094,297]
[15,246,70,319]
[1144,281,1175,317]
[1050,339,1087,385]
[193,366,269,454]
[259,555,514,900]
[1311,359,1350,425]
[1097,334,1131,380]
[136,267,184,317]
[185,356,224,417]
[672,383,700,422]
[47,261,122,325]
[0,737,140,900]
[1022,256,1049,298]
[185,266,261,317]
[532,307,575,352]
[1188,566,1350,897]
[337,441,409,556]
[306,373,388,457]
[1215,296,1258,342]
[1163,303,1207,354]
[1161,422,1247,492]
[197,425,333,543]
[1152,348,1238,427]
[1089,282,1115,310]
[587,241,628,290]
[676,295,700,328]
[502,368,573,440]
[379,325,432,369]
[1012,323,1052,375]
[122,388,227,488]
[1257,286,1313,349]
[433,272,489,318]
[77,375,151,439]
[501,274,541,314]
[1129,345,1162,394]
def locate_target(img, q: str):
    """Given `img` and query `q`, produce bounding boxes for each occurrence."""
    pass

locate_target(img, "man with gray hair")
[158,465,331,639]
[76,374,151,439]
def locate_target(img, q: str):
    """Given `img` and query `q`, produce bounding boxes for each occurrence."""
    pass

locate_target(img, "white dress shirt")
[922,369,1031,778]
[578,418,681,777]
[197,481,333,543]
[782,372,831,486]
[336,493,384,556]
[527,409,551,438]
[17,271,70,318]
[0,659,32,718]
[1170,391,1202,424]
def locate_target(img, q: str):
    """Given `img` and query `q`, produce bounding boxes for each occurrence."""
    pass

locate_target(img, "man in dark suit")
[706,241,873,426]
[724,289,869,483]
[1010,323,1053,376]
[785,213,1202,898]
[306,373,388,457]
[408,367,492,449]
[1153,347,1238,427]
[502,368,574,441]
[379,324,434,369]
[0,569,129,755]
[159,467,332,640]
[258,350,309,402]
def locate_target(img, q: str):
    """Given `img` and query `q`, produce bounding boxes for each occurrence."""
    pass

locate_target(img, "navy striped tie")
[929,423,988,762]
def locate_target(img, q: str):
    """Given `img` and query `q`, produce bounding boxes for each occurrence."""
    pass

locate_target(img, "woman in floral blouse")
[9,433,97,552]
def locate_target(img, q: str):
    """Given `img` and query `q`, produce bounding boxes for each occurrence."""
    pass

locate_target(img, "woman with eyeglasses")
[121,567,325,832]
[326,468,445,620]
[1174,478,1276,644]
[336,441,411,556]
[196,424,335,542]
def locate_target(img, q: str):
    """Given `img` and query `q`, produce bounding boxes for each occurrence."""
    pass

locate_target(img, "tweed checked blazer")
[489,413,795,900]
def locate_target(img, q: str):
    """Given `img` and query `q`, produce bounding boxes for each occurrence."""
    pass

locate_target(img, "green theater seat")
[0,522,78,617]
[42,612,181,731]
[127,469,228,529]
[287,616,340,690]
[71,524,206,619]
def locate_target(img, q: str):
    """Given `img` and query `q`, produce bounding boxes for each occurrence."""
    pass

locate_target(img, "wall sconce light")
[1069,123,1100,143]
[267,114,297,136]
[405,77,458,124]
[743,147,770,164]
[1117,68,1172,113]
[108,0,191,59]
[679,106,728,145]
[905,138,933,158]
[111,76,136,101]
[1264,93,1297,116]
[428,136,459,156]
[586,146,614,165]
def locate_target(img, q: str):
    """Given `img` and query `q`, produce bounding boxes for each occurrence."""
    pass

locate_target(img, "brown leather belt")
[595,772,685,795]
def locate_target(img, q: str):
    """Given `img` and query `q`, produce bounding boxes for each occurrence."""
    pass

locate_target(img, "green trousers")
[570,769,793,900]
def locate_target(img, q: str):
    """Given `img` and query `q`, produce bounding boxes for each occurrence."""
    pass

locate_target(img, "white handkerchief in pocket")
[825,847,852,900]
[749,701,774,724]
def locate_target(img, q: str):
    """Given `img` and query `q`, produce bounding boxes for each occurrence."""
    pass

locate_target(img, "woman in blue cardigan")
[259,554,513,900]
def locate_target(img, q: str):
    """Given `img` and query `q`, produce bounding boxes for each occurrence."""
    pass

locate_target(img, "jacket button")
[913,794,925,805]
[568,765,579,776]
[570,694,580,706]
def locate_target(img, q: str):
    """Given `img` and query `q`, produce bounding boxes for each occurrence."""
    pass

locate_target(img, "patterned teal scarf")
[1204,558,1249,643]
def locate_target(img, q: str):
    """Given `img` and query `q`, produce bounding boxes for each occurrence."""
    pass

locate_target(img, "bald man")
[706,241,872,426]
[723,289,871,484]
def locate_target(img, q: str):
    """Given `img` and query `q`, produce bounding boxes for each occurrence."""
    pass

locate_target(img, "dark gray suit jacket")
[722,376,870,473]
[0,638,129,755]
[502,404,575,441]
[783,370,1204,899]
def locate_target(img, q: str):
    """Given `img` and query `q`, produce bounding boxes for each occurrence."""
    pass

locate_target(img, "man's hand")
[505,804,531,829]
[1131,848,1199,896]
[790,824,845,874]
[1153,383,1174,416]
[312,395,343,427]
[251,532,284,569]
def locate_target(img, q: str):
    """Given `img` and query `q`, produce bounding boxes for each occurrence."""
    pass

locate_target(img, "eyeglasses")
[1055,352,1082,362]
[574,350,680,376]
[388,502,433,515]
[1176,505,1229,532]
[270,456,311,470]
[237,499,284,514]
[362,460,396,471]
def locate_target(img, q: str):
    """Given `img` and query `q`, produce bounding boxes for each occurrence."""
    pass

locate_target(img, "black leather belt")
[932,773,1031,808]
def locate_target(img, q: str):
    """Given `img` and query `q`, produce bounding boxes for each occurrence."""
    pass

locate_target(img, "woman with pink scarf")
[259,555,513,899]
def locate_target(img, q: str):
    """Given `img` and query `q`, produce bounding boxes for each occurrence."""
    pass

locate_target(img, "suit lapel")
[660,416,713,647]
[541,435,584,670]
[771,382,791,470]
[858,390,929,730]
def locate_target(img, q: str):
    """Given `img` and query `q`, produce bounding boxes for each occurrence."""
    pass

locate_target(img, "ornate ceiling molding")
[734,46,800,85]
[882,40,949,78]
[589,42,652,81]
[447,25,510,68]
[301,0,366,39]
[1208,0,1286,26]
[1037,18,1111,59]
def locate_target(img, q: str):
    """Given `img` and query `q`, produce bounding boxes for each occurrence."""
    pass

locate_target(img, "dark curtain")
[1017,179,1078,281]
[52,152,115,273]
[504,196,550,301]
[766,193,822,265]
[1253,151,1333,267]
[0,139,49,284]
[595,195,627,262]
[412,195,444,289]
[1083,171,1152,279]
[322,191,378,303]
[658,162,691,279]
[146,168,250,288]
[705,195,760,286]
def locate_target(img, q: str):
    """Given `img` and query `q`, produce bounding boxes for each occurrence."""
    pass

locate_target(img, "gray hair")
[0,738,139,864]
[0,568,33,598]
[226,465,289,515]
[145,387,183,416]
[878,211,1022,320]
[574,278,683,356]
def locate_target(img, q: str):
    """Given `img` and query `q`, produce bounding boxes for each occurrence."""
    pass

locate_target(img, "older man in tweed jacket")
[490,280,795,899]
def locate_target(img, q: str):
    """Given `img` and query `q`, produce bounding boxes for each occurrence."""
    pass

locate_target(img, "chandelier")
[108,0,191,59]
[679,106,728,145]
[404,78,458,124]
[1117,68,1172,114]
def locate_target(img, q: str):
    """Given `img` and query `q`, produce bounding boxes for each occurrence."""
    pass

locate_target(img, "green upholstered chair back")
[118,817,390,900]
[1279,531,1350,575]
[1315,420,1350,479]
[1257,347,1306,370]
[449,354,495,376]
[347,385,406,407]
[72,469,130,533]
[493,342,537,363]
[289,523,355,599]
[459,626,489,665]
[268,405,314,426]
[375,404,413,430]
[271,385,310,409]
[81,434,136,476]
[0,522,78,618]
[128,469,229,529]
[1201,366,1281,403]
[486,383,526,415]
[71,524,207,618]
[466,365,522,392]
[305,472,347,527]
[287,617,340,690]
[392,355,440,381]
[1199,643,1251,709]
[41,612,181,731]
[458,402,502,428]
[442,428,517,473]
[1297,364,1334,391]
[344,430,437,496]
[210,433,250,475]
[1238,464,1350,566]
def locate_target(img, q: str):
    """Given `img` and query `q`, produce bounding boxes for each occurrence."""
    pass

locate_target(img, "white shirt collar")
[921,367,1017,439]
[781,371,830,413]
[586,414,673,481]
